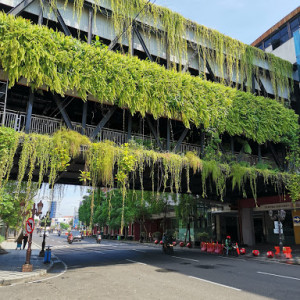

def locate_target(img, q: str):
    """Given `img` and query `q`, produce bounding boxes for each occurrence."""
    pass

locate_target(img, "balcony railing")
[0,108,274,166]
[0,109,202,154]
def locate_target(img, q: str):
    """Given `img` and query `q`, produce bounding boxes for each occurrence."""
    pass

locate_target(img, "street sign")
[293,216,300,226]
[26,218,35,234]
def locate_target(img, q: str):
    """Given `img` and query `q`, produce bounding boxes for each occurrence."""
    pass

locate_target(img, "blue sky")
[154,0,299,44]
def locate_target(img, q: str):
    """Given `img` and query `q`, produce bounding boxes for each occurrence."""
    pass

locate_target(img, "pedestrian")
[15,232,23,250]
[23,233,28,249]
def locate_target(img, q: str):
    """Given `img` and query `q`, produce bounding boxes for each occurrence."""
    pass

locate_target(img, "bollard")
[44,246,52,264]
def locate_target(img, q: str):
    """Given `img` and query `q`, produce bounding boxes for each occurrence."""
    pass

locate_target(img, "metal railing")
[0,109,275,165]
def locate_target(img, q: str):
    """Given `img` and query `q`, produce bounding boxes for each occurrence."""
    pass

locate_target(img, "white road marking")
[172,256,199,263]
[189,276,241,291]
[133,249,146,253]
[126,259,147,265]
[257,271,300,281]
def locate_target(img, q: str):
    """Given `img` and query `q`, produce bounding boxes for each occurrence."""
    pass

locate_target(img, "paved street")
[1,233,300,300]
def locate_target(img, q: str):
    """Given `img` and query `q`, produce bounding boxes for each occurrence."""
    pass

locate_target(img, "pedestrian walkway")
[0,240,52,285]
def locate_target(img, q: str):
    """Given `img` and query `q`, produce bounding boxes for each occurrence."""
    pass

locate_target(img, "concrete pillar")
[241,207,255,246]
[216,215,221,242]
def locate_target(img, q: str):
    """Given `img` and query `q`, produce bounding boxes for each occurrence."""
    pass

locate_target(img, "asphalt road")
[1,233,299,300]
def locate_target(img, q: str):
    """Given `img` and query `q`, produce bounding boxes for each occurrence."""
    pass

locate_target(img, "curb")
[0,260,54,286]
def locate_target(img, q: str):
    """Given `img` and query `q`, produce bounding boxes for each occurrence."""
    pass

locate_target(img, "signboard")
[26,218,35,234]
[293,215,300,227]
[273,221,282,235]
[253,201,300,212]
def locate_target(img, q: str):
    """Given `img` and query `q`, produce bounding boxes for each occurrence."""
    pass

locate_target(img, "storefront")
[239,196,300,246]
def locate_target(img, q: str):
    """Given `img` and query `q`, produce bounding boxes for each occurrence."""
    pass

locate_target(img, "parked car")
[67,231,82,243]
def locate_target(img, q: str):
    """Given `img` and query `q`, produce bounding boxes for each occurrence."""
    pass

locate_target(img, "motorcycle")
[96,235,102,244]
[223,241,240,256]
[162,242,174,254]
[67,234,73,244]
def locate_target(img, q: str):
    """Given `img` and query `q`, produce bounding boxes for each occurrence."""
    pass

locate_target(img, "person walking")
[15,233,23,250]
[23,233,28,249]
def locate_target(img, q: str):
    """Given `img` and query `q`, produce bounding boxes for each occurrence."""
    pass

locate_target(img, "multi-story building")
[0,1,299,246]
[252,6,300,116]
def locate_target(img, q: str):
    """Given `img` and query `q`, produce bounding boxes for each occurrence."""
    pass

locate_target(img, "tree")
[0,181,38,238]
[60,223,69,230]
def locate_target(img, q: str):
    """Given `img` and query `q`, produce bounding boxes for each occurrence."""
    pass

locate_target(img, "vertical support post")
[230,136,235,155]
[200,130,205,157]
[1,80,8,126]
[38,0,44,25]
[130,26,134,56]
[81,8,93,135]
[166,35,171,70]
[251,74,256,94]
[87,8,93,45]
[25,89,34,133]
[127,112,132,141]
[166,119,170,151]
[81,102,87,135]
[258,144,262,163]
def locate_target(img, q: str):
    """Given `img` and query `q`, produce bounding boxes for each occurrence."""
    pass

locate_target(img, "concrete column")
[216,215,221,242]
[241,207,255,246]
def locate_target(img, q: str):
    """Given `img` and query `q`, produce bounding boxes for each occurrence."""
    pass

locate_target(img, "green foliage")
[0,235,4,244]
[60,222,69,230]
[0,181,38,231]
[0,13,298,147]
[49,0,293,100]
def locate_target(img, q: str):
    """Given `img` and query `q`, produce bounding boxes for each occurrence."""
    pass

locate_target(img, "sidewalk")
[0,240,52,285]
[118,238,300,265]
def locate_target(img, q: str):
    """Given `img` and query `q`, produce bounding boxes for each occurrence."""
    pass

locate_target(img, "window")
[290,17,300,34]
[264,37,272,48]
[257,43,263,50]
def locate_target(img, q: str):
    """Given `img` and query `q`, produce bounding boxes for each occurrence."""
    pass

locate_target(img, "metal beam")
[200,130,205,157]
[48,1,71,36]
[255,75,268,96]
[166,119,170,151]
[230,136,234,155]
[38,0,44,25]
[81,101,88,135]
[87,8,93,44]
[199,48,216,82]
[258,144,262,163]
[1,81,8,127]
[25,90,34,133]
[127,112,132,141]
[90,106,117,140]
[182,49,199,73]
[53,94,73,129]
[133,26,153,62]
[269,142,282,169]
[173,128,189,152]
[8,0,35,16]
[108,27,127,50]
[145,115,162,150]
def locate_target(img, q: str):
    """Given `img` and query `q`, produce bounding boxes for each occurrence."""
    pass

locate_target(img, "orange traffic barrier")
[214,243,223,254]
[201,242,207,252]
[274,246,280,255]
[207,242,215,253]
[283,247,292,259]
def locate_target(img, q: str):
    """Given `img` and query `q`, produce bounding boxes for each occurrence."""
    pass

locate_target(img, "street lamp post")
[22,201,43,272]
[39,211,50,257]
[269,209,286,257]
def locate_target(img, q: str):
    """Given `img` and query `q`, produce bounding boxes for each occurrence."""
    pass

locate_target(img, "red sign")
[26,218,35,234]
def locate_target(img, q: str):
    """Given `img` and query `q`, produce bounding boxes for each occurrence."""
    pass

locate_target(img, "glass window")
[264,37,272,48]
[257,43,263,50]
[290,17,300,34]
[279,26,289,44]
